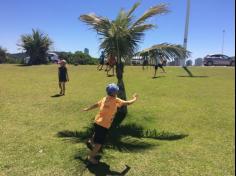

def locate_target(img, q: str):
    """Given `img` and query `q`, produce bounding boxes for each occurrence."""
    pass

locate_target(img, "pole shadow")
[177,75,208,78]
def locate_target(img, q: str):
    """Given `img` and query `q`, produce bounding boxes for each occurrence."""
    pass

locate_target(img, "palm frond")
[79,14,104,26]
[80,14,111,34]
[132,4,168,27]
[127,1,141,17]
[131,24,156,33]
[138,43,191,61]
[79,2,172,63]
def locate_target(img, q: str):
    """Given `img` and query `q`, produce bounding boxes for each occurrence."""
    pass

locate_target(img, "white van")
[47,52,60,63]
[24,56,30,64]
[23,52,60,64]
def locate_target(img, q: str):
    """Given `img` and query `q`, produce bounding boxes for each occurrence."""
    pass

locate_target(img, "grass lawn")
[0,64,235,176]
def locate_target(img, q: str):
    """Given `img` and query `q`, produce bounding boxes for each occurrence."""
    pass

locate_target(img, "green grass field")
[0,64,235,176]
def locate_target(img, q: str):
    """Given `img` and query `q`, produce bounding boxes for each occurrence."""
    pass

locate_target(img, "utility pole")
[182,0,193,77]
[222,30,225,54]
[181,0,191,66]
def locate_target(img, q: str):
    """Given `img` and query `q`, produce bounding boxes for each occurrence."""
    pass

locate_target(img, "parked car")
[23,56,30,64]
[23,52,60,64]
[203,54,235,66]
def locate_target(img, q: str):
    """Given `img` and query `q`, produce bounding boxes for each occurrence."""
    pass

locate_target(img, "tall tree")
[19,29,52,65]
[80,2,189,127]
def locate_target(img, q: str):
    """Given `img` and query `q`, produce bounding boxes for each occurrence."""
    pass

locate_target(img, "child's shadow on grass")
[152,76,166,79]
[75,155,131,176]
[51,94,63,98]
[107,74,115,77]
[16,64,32,67]
[57,123,188,152]
[57,123,187,175]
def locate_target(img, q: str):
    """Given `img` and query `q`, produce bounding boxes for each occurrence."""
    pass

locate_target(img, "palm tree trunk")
[111,62,128,128]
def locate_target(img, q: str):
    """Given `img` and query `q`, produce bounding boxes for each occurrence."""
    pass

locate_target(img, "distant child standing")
[153,53,166,78]
[58,60,69,95]
[83,83,138,164]
[142,55,149,70]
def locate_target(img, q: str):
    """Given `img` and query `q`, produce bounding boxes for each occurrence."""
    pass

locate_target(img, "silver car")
[203,54,235,66]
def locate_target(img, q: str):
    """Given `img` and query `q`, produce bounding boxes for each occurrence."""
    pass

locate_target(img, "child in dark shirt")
[58,60,69,95]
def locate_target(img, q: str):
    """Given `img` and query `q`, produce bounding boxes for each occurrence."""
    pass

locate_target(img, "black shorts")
[154,64,163,70]
[93,123,108,145]
[59,77,67,82]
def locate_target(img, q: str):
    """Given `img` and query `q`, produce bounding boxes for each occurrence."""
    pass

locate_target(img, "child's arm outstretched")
[83,103,99,111]
[122,93,138,106]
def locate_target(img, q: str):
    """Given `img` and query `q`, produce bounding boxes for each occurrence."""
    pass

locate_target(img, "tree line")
[0,30,98,65]
[57,51,98,65]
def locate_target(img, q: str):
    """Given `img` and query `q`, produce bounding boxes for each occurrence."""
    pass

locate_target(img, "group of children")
[97,51,116,76]
[57,50,165,98]
[97,50,167,78]
[57,60,138,165]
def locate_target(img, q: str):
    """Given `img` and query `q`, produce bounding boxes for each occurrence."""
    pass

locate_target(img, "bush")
[69,51,98,65]
[5,56,22,64]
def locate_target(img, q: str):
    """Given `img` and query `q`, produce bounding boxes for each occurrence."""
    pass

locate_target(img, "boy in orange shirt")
[83,83,138,164]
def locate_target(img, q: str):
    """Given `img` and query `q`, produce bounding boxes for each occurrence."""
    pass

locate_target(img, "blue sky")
[0,0,235,60]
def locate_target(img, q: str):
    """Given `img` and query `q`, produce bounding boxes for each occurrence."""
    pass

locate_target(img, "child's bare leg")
[88,135,95,146]
[62,82,65,95]
[111,67,114,75]
[153,69,157,78]
[107,66,111,75]
[59,82,62,94]
[106,64,110,71]
[161,67,166,73]
[88,144,102,164]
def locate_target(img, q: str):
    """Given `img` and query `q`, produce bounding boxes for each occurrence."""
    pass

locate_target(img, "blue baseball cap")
[106,83,119,96]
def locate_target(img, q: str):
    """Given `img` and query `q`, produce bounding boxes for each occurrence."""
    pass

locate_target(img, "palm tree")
[19,29,52,65]
[80,2,189,127]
